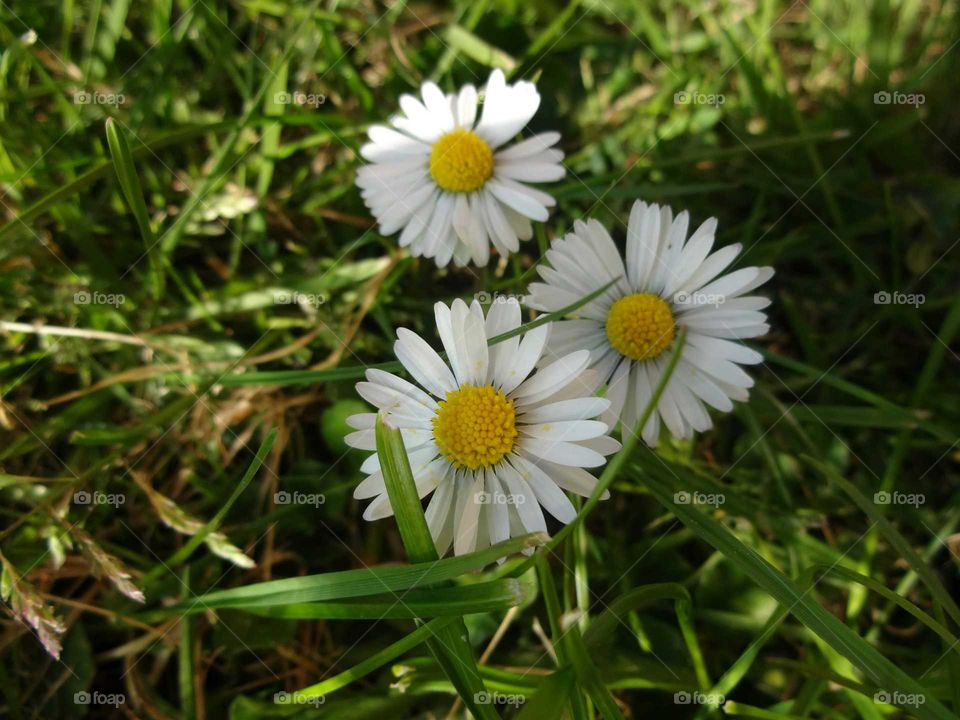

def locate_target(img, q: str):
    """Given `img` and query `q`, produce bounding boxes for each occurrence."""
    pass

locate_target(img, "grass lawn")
[1,0,959,718]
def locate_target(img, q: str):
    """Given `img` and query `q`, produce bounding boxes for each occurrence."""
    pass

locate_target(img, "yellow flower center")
[432,384,517,470]
[429,129,494,193]
[605,293,676,361]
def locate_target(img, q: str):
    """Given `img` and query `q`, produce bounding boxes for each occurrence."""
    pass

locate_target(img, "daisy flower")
[356,69,565,268]
[344,299,619,556]
[525,200,774,446]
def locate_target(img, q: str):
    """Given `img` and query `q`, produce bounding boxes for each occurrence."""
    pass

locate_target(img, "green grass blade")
[245,578,532,619]
[376,416,500,720]
[104,118,156,262]
[516,668,576,720]
[140,532,546,619]
[294,617,458,699]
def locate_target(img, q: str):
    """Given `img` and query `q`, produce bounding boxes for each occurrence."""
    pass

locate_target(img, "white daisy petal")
[395,328,457,398]
[520,419,609,442]
[495,132,561,160]
[519,436,606,467]
[363,493,395,521]
[425,477,456,553]
[457,84,478,128]
[539,461,610,500]
[485,470,510,547]
[502,205,534,241]
[476,70,541,148]
[519,397,610,423]
[577,435,622,456]
[354,471,385,499]
[482,190,520,254]
[451,193,489,266]
[499,324,550,395]
[511,350,591,405]
[510,456,577,524]
[626,201,660,289]
[495,161,565,183]
[500,463,547,534]
[397,94,447,140]
[485,298,521,386]
[454,474,485,556]
[451,298,489,385]
[486,179,550,222]
[421,81,455,129]
[346,413,376,430]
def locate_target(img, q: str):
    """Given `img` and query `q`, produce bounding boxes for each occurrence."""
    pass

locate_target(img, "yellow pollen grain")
[432,384,517,470]
[605,293,676,361]
[429,129,494,193]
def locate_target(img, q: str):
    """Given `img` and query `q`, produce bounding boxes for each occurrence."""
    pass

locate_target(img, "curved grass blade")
[294,617,457,700]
